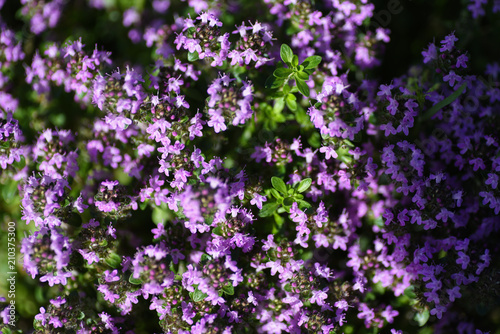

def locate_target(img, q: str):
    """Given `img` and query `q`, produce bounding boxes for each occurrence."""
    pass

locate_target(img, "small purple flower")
[319,145,338,159]
[377,84,394,97]
[447,286,461,302]
[456,54,468,68]
[35,307,49,326]
[457,251,470,269]
[469,157,485,171]
[422,43,437,63]
[430,304,446,319]
[443,70,461,87]
[79,249,100,264]
[103,269,120,282]
[436,208,454,223]
[250,193,267,209]
[310,287,329,306]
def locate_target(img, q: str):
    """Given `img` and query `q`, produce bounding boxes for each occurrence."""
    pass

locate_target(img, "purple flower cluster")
[0,0,499,333]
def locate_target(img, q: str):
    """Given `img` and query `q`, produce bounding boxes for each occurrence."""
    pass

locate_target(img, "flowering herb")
[0,1,499,334]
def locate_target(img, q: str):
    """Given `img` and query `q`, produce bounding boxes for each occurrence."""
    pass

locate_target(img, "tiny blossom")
[443,70,461,87]
[422,43,437,63]
[250,193,267,209]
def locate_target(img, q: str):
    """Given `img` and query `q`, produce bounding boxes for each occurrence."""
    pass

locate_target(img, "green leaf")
[296,79,310,97]
[270,188,282,199]
[297,199,312,209]
[270,91,285,99]
[283,197,295,206]
[271,176,288,194]
[105,253,122,268]
[292,55,299,67]
[273,98,285,114]
[269,77,285,89]
[274,211,284,226]
[280,44,293,65]
[259,202,280,217]
[285,94,297,111]
[304,68,314,75]
[274,67,293,78]
[404,286,416,299]
[222,283,235,295]
[129,275,142,285]
[296,178,312,193]
[139,200,149,210]
[201,253,212,263]
[295,71,309,81]
[302,55,322,69]
[265,75,276,89]
[308,132,321,148]
[188,51,199,62]
[283,84,291,95]
[192,288,208,302]
[421,82,466,121]
[212,226,223,236]
[152,207,169,225]
[284,283,292,292]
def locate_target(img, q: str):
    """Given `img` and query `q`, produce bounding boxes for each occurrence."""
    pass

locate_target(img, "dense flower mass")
[0,0,499,333]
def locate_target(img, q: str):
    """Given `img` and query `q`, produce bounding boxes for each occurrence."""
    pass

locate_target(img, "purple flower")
[79,249,100,264]
[422,43,437,63]
[469,157,485,171]
[443,70,461,87]
[447,286,461,302]
[310,287,329,306]
[456,54,468,68]
[103,269,120,283]
[380,122,397,137]
[35,307,49,326]
[319,145,338,160]
[436,208,454,222]
[457,251,470,269]
[250,193,267,209]
[440,32,458,52]
[381,305,399,323]
[430,304,446,319]
[377,84,393,97]
[266,260,283,276]
[95,200,120,212]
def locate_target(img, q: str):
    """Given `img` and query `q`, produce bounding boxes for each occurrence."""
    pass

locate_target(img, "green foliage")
[265,43,322,98]
[414,308,430,326]
[190,286,208,302]
[259,176,312,218]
